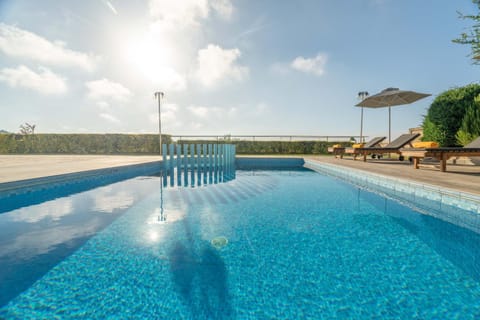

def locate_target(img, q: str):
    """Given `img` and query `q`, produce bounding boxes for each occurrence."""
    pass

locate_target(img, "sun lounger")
[342,137,386,159]
[328,137,386,159]
[327,144,346,158]
[400,136,480,172]
[357,133,420,162]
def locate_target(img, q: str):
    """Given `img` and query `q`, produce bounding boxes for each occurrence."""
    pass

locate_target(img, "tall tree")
[453,1,480,63]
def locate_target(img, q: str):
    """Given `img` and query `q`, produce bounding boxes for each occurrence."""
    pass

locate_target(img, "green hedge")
[177,140,348,155]
[0,134,348,155]
[0,134,171,154]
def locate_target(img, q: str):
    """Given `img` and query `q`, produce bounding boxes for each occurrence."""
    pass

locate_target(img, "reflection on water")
[93,187,134,213]
[155,148,236,318]
[9,198,73,223]
[0,176,158,307]
[169,218,232,319]
[156,143,236,224]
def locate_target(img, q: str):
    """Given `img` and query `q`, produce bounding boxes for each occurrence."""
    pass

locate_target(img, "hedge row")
[0,134,172,154]
[177,140,348,155]
[0,134,348,155]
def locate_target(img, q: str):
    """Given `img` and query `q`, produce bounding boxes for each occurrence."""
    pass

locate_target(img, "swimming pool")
[1,165,480,319]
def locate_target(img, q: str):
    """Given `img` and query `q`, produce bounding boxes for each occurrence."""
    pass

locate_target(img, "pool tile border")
[304,159,480,232]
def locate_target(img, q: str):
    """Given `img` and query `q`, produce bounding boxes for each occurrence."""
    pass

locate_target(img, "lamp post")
[154,91,166,223]
[357,91,369,143]
[154,91,164,154]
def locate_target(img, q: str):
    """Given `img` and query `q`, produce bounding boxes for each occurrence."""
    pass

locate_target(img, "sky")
[0,0,479,139]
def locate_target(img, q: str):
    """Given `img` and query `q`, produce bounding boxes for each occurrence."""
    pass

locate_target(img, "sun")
[124,34,171,80]
[123,33,186,90]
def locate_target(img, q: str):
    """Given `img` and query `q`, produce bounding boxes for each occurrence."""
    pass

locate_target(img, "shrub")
[423,83,480,146]
[456,96,480,145]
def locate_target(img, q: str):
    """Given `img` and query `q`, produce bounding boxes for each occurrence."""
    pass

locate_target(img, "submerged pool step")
[165,175,277,207]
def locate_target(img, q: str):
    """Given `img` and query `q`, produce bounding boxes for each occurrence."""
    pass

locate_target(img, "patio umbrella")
[355,87,431,143]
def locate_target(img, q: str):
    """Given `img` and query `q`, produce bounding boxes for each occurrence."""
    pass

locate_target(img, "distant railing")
[171,135,364,142]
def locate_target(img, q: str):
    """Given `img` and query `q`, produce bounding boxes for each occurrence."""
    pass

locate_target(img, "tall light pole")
[357,91,369,143]
[154,91,164,154]
[154,91,166,223]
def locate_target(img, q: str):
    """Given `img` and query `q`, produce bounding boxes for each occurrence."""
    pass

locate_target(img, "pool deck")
[0,154,479,196]
[306,156,480,196]
[0,155,161,184]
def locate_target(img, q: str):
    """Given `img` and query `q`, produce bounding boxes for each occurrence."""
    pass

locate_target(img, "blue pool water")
[1,169,480,319]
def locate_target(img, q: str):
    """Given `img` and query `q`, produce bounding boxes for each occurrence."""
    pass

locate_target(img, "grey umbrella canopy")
[355,87,431,142]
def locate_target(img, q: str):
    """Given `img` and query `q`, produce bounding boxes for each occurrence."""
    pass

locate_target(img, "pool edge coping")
[304,158,480,214]
[0,160,162,195]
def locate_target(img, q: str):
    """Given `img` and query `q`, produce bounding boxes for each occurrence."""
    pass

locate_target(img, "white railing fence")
[161,143,236,188]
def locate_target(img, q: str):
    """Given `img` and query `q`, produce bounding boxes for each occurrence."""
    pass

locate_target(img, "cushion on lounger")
[413,141,439,148]
[332,144,342,148]
[352,143,365,148]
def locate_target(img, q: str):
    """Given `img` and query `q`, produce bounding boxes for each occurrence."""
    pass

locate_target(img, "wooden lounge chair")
[357,133,420,162]
[400,136,480,172]
[341,137,386,159]
[327,144,347,158]
[328,137,386,159]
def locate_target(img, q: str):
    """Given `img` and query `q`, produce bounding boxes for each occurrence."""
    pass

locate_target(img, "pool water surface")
[1,169,480,319]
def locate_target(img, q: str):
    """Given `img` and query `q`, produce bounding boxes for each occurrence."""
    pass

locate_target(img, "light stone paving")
[307,156,480,196]
[0,155,161,183]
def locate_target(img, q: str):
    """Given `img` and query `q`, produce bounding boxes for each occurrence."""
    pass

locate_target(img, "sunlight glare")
[124,34,187,91]
[125,34,171,81]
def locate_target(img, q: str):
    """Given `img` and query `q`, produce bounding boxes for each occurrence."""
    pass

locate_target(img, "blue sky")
[0,0,478,138]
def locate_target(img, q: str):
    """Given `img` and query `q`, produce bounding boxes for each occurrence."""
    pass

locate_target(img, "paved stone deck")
[307,156,480,196]
[0,155,161,184]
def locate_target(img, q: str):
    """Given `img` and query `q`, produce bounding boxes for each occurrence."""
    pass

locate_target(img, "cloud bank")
[0,65,67,95]
[0,23,97,71]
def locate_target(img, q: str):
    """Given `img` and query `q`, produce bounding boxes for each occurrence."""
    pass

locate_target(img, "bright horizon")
[0,0,478,139]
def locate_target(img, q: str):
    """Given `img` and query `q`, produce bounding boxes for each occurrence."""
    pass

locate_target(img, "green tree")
[422,83,480,146]
[422,116,446,144]
[453,1,480,63]
[456,95,480,145]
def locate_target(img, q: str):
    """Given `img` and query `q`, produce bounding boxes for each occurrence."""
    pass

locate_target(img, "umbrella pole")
[360,107,364,143]
[388,106,391,159]
[388,106,391,143]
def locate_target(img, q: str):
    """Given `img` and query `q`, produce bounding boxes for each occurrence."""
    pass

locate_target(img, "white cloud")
[149,103,183,130]
[0,65,67,95]
[0,23,97,71]
[187,104,237,120]
[160,103,179,124]
[99,113,121,124]
[149,0,233,29]
[96,101,110,109]
[85,78,132,101]
[195,44,248,87]
[187,105,210,118]
[154,67,187,91]
[291,53,328,76]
